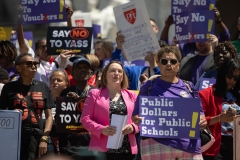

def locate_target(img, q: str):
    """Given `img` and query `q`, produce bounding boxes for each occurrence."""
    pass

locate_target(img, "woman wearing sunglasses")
[132,46,206,160]
[199,59,240,160]
[0,53,55,159]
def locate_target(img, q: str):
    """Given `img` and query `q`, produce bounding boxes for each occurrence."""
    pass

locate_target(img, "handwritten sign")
[102,58,148,68]
[0,27,12,41]
[56,97,87,133]
[20,0,66,24]
[0,110,22,160]
[199,78,216,90]
[172,0,216,43]
[46,27,92,55]
[139,96,200,139]
[113,0,160,61]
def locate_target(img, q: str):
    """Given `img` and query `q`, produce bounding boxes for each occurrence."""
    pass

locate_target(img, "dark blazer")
[179,53,215,82]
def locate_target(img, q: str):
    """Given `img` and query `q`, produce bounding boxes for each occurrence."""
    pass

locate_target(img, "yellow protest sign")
[0,27,12,41]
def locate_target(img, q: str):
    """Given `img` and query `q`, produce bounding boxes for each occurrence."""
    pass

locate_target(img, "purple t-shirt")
[4,68,19,81]
[191,55,209,85]
[133,78,203,154]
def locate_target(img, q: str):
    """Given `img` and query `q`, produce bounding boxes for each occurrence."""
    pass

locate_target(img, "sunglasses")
[18,61,40,68]
[226,74,239,81]
[38,45,47,50]
[160,58,178,65]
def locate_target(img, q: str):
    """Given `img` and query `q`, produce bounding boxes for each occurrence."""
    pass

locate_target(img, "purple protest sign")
[139,96,200,139]
[10,32,17,44]
[174,10,215,43]
[10,31,34,49]
[92,24,101,41]
[199,78,216,90]
[172,0,216,15]
[102,58,148,68]
[20,0,67,24]
[24,31,34,49]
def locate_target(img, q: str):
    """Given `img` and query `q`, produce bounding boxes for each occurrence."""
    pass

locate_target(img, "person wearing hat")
[58,56,96,160]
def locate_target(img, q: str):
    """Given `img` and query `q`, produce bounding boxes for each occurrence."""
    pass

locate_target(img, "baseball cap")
[72,56,91,68]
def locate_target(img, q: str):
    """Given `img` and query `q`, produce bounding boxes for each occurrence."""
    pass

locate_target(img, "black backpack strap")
[147,75,161,95]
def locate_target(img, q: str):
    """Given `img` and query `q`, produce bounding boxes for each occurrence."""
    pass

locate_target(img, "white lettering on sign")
[172,0,191,7]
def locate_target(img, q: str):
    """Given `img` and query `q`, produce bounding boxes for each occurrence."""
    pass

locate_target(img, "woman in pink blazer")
[81,61,139,160]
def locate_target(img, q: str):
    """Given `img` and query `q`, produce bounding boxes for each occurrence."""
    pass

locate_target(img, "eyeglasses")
[226,74,239,81]
[18,61,40,68]
[38,45,47,50]
[160,58,178,65]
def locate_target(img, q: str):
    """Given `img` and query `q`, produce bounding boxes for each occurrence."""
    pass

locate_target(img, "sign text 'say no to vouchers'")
[114,0,160,62]
[171,0,216,43]
[20,0,67,24]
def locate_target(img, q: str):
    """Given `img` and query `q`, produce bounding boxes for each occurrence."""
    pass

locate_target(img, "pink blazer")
[81,87,139,154]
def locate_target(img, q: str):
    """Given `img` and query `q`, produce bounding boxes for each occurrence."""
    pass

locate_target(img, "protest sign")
[0,27,12,41]
[10,31,34,49]
[113,0,160,61]
[102,58,148,68]
[172,0,215,14]
[71,12,92,27]
[199,78,216,90]
[56,97,87,133]
[0,110,22,160]
[47,26,93,55]
[139,96,200,139]
[20,0,66,24]
[172,0,216,43]
[93,24,101,43]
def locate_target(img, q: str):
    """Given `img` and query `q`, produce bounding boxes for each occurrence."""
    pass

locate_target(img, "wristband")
[40,136,48,143]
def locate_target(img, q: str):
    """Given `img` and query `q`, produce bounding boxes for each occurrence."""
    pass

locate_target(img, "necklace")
[76,85,90,97]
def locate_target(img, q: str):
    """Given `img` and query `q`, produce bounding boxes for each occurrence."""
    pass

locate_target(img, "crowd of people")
[0,4,240,160]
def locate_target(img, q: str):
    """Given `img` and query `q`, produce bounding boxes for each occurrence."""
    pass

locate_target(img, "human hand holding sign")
[59,50,73,68]
[116,31,125,50]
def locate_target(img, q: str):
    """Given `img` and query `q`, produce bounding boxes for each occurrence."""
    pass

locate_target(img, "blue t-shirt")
[133,78,203,154]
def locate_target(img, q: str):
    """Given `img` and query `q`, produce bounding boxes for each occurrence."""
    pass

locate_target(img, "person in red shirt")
[199,59,240,160]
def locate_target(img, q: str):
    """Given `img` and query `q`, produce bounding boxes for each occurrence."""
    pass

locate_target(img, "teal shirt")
[231,40,240,58]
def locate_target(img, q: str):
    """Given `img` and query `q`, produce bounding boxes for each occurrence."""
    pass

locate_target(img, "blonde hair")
[85,54,100,72]
[100,61,128,89]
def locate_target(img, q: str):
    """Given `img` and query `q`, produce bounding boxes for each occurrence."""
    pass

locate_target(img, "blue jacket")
[110,48,160,90]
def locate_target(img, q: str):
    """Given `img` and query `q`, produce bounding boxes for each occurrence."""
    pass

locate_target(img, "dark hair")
[156,46,182,62]
[0,40,17,61]
[100,61,128,89]
[214,41,238,60]
[15,53,33,66]
[0,68,9,81]
[50,70,69,87]
[35,37,46,50]
[158,40,168,48]
[214,59,240,103]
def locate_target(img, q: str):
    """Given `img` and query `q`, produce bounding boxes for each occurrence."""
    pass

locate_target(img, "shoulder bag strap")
[24,85,43,131]
[183,80,194,98]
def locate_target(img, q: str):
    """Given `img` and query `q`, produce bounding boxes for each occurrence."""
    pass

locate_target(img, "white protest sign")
[0,110,22,160]
[113,0,160,61]
[71,12,92,27]
[71,12,94,50]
